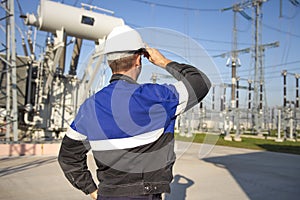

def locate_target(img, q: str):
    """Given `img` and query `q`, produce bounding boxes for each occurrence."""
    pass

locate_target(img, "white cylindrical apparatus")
[25,0,124,41]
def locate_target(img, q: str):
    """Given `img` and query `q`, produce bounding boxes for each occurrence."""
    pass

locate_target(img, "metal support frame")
[4,0,18,142]
[281,70,300,141]
[44,28,66,94]
[275,109,284,142]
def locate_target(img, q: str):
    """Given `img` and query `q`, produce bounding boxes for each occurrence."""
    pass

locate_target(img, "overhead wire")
[129,0,220,12]
[15,0,24,16]
[127,22,252,48]
[262,22,300,38]
[213,60,300,80]
[289,0,300,6]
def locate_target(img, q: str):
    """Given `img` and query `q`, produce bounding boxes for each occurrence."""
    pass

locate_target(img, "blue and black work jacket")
[58,61,211,197]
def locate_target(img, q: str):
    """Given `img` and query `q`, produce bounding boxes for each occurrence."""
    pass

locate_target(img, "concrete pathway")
[0,142,299,200]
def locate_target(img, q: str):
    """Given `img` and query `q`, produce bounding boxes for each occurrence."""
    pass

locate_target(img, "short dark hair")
[107,54,136,73]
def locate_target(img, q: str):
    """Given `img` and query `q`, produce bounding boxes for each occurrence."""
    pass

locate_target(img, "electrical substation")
[0,0,299,144]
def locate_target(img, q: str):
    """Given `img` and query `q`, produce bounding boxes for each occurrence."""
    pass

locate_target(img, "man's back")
[73,76,179,143]
[69,74,179,196]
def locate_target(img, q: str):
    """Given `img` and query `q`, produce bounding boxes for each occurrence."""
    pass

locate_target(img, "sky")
[1,0,300,108]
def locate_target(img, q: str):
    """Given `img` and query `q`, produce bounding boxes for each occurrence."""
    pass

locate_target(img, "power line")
[129,0,220,12]
[289,0,300,7]
[205,60,300,79]
[15,0,24,16]
[235,60,300,73]
[193,37,252,46]
[257,60,300,69]
[262,22,300,38]
[127,22,252,47]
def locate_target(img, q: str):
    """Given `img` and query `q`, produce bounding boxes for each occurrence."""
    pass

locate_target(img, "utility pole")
[221,0,280,136]
[251,1,279,136]
[231,8,238,109]
[252,0,264,136]
[222,2,251,109]
[221,1,253,141]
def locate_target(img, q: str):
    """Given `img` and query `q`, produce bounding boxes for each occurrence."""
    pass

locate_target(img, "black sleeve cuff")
[84,182,98,195]
[165,61,211,110]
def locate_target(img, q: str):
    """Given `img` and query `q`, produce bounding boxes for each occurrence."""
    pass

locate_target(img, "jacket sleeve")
[166,61,211,113]
[58,135,97,195]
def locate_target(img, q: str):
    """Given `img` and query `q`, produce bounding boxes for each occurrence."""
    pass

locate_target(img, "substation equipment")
[1,0,124,141]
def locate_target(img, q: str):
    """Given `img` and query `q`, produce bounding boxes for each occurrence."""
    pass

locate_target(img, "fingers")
[90,189,98,200]
[144,46,171,68]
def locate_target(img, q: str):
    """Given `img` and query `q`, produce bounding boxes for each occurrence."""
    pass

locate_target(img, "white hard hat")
[104,25,145,55]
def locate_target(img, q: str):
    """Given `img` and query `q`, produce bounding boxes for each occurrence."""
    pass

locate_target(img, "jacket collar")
[110,74,138,84]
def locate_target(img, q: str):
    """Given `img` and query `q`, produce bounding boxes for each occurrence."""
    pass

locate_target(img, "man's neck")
[110,74,137,84]
[124,70,138,81]
[114,68,138,81]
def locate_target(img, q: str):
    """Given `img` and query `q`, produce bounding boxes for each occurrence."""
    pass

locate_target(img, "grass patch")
[175,133,300,155]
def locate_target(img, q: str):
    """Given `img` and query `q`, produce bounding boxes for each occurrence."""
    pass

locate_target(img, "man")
[58,25,211,200]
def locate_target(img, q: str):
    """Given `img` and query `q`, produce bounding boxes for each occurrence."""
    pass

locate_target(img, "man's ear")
[134,54,141,67]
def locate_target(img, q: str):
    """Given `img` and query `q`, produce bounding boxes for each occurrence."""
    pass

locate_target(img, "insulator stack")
[282,70,287,107]
[259,82,263,110]
[296,74,299,108]
[236,79,239,108]
[248,80,252,110]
